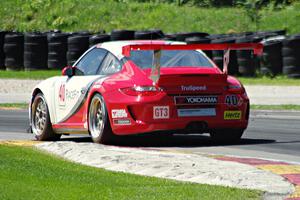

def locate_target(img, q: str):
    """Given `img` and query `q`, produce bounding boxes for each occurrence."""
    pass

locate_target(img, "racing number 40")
[153,106,169,119]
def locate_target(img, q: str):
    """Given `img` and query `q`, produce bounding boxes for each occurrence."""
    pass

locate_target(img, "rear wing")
[122,43,263,83]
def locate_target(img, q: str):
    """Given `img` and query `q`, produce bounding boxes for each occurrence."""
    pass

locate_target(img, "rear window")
[129,50,213,69]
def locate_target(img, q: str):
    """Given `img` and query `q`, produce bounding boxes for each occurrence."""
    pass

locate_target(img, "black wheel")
[31,93,61,141]
[88,93,115,144]
[210,129,244,144]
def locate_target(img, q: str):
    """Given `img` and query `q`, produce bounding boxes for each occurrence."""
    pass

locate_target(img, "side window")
[98,53,122,75]
[75,48,107,75]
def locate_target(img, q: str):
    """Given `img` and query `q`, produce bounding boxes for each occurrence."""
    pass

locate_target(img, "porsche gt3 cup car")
[29,40,263,144]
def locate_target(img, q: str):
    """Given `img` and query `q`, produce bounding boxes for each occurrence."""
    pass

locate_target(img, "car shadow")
[60,133,276,148]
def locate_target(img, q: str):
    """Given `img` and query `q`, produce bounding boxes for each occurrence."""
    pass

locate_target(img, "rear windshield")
[129,50,213,69]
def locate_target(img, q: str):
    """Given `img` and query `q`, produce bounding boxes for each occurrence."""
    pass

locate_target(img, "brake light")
[120,86,163,96]
[227,84,244,94]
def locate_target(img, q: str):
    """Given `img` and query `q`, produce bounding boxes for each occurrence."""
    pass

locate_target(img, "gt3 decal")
[224,111,242,120]
[112,109,128,118]
[153,106,169,119]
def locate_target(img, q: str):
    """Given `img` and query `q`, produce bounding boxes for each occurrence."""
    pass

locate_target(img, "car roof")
[97,40,185,59]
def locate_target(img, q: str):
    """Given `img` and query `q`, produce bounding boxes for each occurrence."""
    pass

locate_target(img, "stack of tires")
[89,34,110,47]
[134,30,164,40]
[282,35,300,78]
[0,31,8,70]
[3,32,24,70]
[261,40,283,76]
[175,32,209,42]
[185,36,212,58]
[67,34,89,66]
[24,33,48,70]
[235,36,262,77]
[211,37,238,75]
[110,30,135,41]
[47,33,68,69]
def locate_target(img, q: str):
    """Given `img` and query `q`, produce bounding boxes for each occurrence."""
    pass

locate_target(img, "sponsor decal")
[175,96,218,105]
[177,108,216,117]
[66,89,80,100]
[181,85,207,92]
[58,84,66,106]
[153,106,169,119]
[225,95,239,106]
[112,109,128,118]
[113,119,131,125]
[224,111,242,120]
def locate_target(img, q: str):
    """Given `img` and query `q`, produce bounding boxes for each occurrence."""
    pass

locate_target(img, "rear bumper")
[104,91,249,136]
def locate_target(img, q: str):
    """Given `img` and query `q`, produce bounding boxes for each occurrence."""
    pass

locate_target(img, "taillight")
[120,86,163,96]
[227,84,244,94]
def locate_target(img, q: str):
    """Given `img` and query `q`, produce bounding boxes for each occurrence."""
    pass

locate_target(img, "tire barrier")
[3,32,24,71]
[211,37,238,75]
[282,35,300,78]
[175,32,209,42]
[67,35,89,66]
[0,31,8,70]
[24,33,48,70]
[185,36,212,58]
[47,33,68,69]
[134,30,164,40]
[110,30,135,41]
[89,34,110,47]
[235,36,263,77]
[261,40,283,76]
[1,29,300,79]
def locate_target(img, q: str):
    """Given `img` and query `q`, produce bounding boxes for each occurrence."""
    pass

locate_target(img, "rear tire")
[31,93,61,141]
[210,129,244,144]
[88,93,114,144]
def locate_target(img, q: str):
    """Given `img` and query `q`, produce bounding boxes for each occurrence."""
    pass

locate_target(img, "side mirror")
[62,66,74,77]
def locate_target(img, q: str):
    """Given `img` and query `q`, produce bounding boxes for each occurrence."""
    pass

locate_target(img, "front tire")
[210,129,244,144]
[88,93,114,144]
[31,93,61,141]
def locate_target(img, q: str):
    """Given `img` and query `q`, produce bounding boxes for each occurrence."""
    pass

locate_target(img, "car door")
[54,48,108,124]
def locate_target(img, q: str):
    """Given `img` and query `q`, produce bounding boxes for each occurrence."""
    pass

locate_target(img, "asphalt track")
[0,109,299,163]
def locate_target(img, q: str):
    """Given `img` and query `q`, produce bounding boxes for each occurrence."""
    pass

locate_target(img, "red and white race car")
[29,40,262,144]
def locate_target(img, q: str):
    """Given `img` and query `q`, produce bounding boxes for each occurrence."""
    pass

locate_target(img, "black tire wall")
[89,34,110,47]
[24,33,48,70]
[111,30,135,41]
[67,35,89,66]
[235,36,262,77]
[4,33,24,70]
[261,40,283,76]
[282,35,300,78]
[211,37,238,75]
[0,31,8,70]
[48,33,68,69]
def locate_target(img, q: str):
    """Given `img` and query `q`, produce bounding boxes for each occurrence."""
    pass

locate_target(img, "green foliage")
[0,0,299,33]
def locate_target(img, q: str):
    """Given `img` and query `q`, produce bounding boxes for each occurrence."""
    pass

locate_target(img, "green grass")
[0,0,300,34]
[0,70,60,79]
[251,104,300,110]
[0,145,261,200]
[238,75,300,86]
[0,103,28,109]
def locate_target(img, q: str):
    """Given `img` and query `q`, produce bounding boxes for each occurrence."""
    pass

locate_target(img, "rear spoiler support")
[122,43,263,83]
